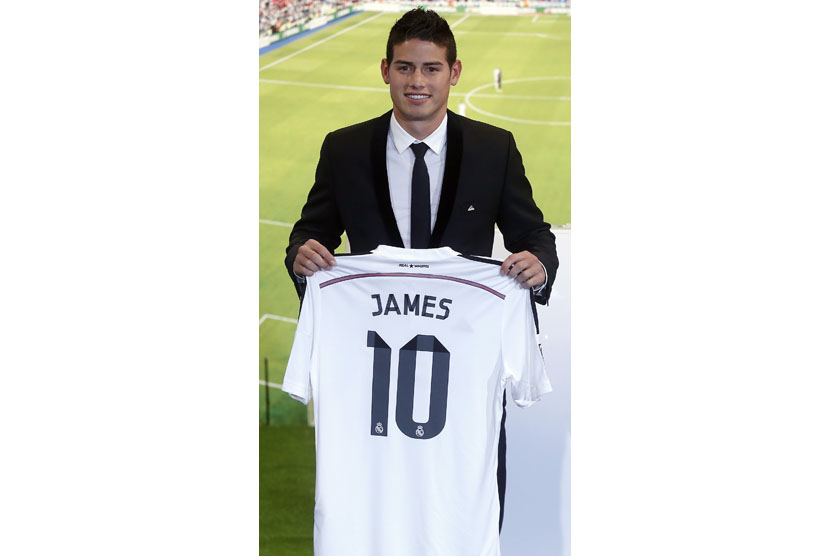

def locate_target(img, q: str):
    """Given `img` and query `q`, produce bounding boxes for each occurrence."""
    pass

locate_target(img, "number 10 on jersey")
[367,331,450,440]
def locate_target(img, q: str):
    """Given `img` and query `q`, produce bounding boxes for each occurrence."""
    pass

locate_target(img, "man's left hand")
[501,250,545,289]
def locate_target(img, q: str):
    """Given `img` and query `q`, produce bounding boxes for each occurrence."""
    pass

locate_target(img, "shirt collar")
[389,112,448,156]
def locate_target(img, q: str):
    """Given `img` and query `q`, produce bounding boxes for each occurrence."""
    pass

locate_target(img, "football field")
[259,10,570,554]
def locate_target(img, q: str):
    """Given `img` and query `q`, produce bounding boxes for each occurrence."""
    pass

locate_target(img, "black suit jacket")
[285,109,559,304]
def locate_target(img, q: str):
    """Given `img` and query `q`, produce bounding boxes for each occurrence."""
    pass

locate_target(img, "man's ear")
[381,59,390,84]
[450,59,462,86]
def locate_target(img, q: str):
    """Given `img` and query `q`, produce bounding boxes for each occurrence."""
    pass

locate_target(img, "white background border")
[2,1,830,554]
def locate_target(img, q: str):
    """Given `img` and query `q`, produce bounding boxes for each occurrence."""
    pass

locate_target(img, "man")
[284,7,558,532]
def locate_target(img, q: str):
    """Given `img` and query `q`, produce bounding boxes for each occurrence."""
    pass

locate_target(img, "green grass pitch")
[259,11,569,555]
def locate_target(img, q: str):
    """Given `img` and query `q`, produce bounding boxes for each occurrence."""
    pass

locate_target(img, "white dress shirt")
[386,112,447,249]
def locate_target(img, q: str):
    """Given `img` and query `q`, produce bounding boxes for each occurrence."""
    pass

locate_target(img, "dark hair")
[386,8,457,66]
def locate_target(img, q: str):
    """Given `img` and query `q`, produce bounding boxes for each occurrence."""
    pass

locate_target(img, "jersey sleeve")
[282,281,316,405]
[501,288,552,407]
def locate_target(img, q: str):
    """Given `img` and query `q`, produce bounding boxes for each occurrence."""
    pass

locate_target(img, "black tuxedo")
[285,109,559,303]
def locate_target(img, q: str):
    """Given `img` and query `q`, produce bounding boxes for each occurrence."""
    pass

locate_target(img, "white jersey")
[283,245,552,556]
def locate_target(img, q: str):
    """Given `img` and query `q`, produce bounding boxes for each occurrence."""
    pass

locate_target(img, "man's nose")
[410,69,426,87]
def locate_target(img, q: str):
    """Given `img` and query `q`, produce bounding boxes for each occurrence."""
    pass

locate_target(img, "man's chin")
[394,105,441,123]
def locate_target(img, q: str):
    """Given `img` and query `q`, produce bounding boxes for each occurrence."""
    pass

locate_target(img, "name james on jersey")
[370,292,453,320]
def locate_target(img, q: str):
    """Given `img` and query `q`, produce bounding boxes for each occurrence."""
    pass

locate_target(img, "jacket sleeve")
[496,131,560,305]
[284,133,345,300]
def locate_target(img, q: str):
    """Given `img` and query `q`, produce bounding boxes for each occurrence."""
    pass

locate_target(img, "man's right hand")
[293,239,336,276]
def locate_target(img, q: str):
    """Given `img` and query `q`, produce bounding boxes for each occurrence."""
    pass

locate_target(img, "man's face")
[381,39,462,130]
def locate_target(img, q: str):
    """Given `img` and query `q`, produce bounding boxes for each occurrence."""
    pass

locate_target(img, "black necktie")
[410,142,431,249]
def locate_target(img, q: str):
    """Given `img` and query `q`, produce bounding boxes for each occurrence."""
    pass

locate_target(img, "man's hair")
[386,8,457,66]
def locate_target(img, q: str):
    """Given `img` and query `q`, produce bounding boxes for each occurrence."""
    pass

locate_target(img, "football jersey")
[282,245,552,556]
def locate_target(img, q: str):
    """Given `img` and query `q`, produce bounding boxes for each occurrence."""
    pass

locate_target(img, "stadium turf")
[260,425,315,555]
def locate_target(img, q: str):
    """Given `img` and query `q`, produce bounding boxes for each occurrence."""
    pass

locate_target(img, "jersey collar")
[373,245,458,260]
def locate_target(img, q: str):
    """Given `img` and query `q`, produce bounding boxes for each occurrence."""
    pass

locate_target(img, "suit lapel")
[371,110,405,248]
[430,110,462,247]
[372,109,461,249]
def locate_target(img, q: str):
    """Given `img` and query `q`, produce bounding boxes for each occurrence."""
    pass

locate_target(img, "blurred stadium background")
[260,2,570,554]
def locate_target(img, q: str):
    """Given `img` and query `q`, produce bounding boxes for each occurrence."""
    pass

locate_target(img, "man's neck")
[391,108,447,141]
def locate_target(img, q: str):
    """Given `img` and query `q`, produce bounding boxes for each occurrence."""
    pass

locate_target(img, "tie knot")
[410,142,429,159]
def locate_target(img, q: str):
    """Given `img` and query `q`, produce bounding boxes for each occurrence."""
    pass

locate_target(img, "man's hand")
[501,250,545,289]
[293,239,336,276]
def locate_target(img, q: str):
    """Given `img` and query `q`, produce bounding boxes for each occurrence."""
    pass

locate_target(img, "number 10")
[367,331,450,440]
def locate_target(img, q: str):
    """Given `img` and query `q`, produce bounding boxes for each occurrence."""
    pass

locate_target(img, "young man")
[284,7,558,531]
[287,8,557,303]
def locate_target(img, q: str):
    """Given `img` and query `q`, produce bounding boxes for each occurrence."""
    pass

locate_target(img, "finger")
[299,254,323,273]
[305,240,336,267]
[298,243,332,270]
[500,254,520,275]
[294,245,327,274]
[502,251,538,275]
[518,266,545,288]
[508,260,532,278]
[301,248,331,271]
[293,259,315,276]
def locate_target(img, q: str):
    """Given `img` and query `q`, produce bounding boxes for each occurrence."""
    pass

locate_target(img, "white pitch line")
[454,31,568,40]
[451,14,470,29]
[463,106,570,126]
[470,93,570,101]
[259,218,294,227]
[260,79,568,101]
[260,314,299,326]
[463,77,571,126]
[260,380,283,389]
[496,76,570,83]
[260,79,388,93]
[259,12,385,72]
[532,14,539,23]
